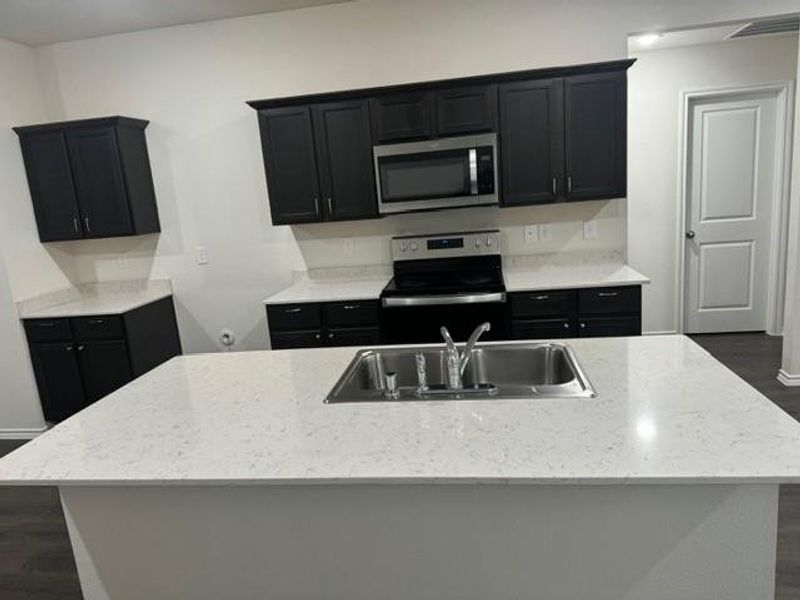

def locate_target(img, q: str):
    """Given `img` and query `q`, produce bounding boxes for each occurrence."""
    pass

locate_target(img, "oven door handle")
[468,148,478,195]
[382,292,506,307]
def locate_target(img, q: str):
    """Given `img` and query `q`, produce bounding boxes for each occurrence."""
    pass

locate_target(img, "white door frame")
[675,81,795,335]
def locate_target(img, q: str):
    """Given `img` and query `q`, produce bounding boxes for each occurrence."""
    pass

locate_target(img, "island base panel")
[61,483,777,600]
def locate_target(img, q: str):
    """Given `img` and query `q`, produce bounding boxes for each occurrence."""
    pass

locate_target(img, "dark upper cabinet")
[15,117,159,242]
[498,78,564,206]
[66,127,133,237]
[258,106,322,225]
[370,91,434,143]
[436,84,497,136]
[77,341,132,404]
[29,342,86,422]
[564,71,627,200]
[17,131,83,241]
[312,100,378,221]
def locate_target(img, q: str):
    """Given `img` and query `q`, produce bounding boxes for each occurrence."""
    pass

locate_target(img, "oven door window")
[378,149,472,203]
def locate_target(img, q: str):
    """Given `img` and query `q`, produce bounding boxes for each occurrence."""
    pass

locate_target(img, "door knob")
[686,230,696,239]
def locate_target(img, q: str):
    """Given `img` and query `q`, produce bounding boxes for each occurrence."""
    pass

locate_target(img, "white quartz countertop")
[1,335,799,486]
[504,261,650,292]
[264,277,390,304]
[18,280,173,319]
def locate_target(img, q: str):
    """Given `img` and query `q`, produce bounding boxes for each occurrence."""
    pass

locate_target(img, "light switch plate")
[539,223,552,241]
[194,246,209,265]
[524,225,539,243]
[583,220,597,241]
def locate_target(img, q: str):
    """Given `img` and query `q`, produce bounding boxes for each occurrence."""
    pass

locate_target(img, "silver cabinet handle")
[567,176,573,193]
[327,197,334,215]
[342,305,359,310]
[73,217,79,233]
[38,322,55,328]
[532,295,550,301]
[84,217,91,233]
[563,322,569,329]
[327,332,334,339]
[65,345,74,351]
[77,345,85,351]
[597,292,619,298]
[88,319,104,324]
[551,177,557,196]
[468,149,478,195]
[285,307,302,314]
[580,322,586,329]
[313,197,320,215]
[314,332,321,340]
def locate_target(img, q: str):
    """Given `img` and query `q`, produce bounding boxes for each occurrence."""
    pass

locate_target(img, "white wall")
[781,39,800,381]
[0,37,53,432]
[627,34,798,334]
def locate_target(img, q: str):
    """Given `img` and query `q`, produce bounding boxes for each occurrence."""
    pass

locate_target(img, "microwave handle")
[469,148,478,195]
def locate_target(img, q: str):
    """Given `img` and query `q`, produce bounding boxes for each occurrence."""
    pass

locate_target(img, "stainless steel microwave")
[373,133,498,215]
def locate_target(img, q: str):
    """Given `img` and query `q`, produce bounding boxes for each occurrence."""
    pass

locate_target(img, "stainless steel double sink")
[326,342,596,403]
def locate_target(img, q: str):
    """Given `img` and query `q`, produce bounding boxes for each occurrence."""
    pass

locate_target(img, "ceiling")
[629,20,798,53]
[0,0,352,46]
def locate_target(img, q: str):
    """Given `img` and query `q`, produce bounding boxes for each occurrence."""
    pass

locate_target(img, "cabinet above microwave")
[248,59,633,226]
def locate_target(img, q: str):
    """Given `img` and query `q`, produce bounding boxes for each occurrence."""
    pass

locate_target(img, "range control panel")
[392,230,501,261]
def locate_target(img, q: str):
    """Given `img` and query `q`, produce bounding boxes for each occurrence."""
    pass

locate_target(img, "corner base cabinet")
[14,116,160,242]
[24,296,182,423]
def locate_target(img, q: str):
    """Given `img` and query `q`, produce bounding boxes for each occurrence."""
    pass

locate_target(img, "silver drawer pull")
[38,322,55,327]
[532,295,550,301]
[315,333,321,340]
[77,345,85,351]
[327,332,334,339]
[88,319,104,324]
[342,305,359,310]
[285,307,302,314]
[597,292,619,298]
[563,323,569,329]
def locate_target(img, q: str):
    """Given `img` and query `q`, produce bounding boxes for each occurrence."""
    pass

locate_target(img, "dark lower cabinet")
[508,285,641,340]
[267,300,380,349]
[76,341,133,403]
[23,296,182,422]
[29,343,86,422]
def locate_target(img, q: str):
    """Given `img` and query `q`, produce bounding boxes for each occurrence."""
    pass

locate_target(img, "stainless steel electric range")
[380,230,507,344]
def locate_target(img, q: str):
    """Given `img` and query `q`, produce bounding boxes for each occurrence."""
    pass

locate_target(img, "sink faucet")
[440,322,491,389]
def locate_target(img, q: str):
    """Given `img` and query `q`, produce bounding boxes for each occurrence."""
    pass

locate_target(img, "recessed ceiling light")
[635,33,662,47]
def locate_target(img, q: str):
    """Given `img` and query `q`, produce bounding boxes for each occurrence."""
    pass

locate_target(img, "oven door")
[381,293,508,344]
[374,134,497,214]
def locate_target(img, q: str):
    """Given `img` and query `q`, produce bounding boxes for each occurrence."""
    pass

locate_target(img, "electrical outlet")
[343,238,355,255]
[583,220,597,241]
[539,223,552,242]
[524,225,539,244]
[194,246,209,265]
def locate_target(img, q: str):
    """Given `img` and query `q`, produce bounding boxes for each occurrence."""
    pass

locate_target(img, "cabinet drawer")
[510,318,575,340]
[270,330,323,350]
[509,291,575,318]
[578,316,640,337]
[24,318,72,342]
[323,301,379,328]
[72,315,125,340]
[578,286,640,315]
[267,303,322,332]
[325,327,381,348]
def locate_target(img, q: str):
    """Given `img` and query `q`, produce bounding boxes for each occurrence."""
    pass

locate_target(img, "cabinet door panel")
[498,79,564,206]
[271,330,324,349]
[77,341,132,404]
[436,84,497,136]
[258,106,322,224]
[312,100,378,220]
[18,131,83,241]
[564,71,626,200]
[579,316,640,338]
[29,342,85,422]
[578,286,641,315]
[325,327,381,347]
[370,92,434,142]
[510,318,575,340]
[66,127,133,237]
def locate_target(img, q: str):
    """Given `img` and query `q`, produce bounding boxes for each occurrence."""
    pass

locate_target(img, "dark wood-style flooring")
[0,333,797,599]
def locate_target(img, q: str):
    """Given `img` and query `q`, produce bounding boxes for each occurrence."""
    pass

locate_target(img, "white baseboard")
[0,426,47,440]
[777,369,800,387]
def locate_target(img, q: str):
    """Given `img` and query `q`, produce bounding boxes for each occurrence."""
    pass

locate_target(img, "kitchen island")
[1,335,799,599]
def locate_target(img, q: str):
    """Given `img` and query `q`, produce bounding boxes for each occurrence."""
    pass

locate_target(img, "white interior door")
[685,91,779,333]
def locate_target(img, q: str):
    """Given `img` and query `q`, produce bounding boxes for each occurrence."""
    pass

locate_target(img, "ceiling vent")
[728,17,800,38]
